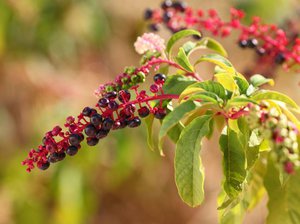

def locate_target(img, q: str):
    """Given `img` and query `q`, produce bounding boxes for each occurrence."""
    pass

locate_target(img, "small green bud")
[131,75,138,83]
[105,85,114,92]
[124,66,136,74]
[121,77,128,84]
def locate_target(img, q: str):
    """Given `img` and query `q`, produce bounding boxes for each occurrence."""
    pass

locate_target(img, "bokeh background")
[0,0,299,223]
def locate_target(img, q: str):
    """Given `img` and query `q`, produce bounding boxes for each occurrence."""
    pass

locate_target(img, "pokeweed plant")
[23,29,300,223]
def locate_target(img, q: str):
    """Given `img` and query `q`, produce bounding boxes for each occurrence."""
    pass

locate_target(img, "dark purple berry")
[128,117,141,128]
[238,39,248,48]
[48,153,59,163]
[82,107,92,117]
[108,101,119,111]
[84,124,97,137]
[78,133,84,141]
[161,0,172,10]
[48,152,66,163]
[90,113,102,126]
[96,129,110,139]
[150,84,159,93]
[113,119,127,129]
[154,108,167,119]
[98,98,109,108]
[38,161,50,170]
[66,145,78,156]
[248,38,258,48]
[124,104,136,116]
[90,108,97,116]
[148,23,159,32]
[144,8,153,20]
[138,106,150,118]
[163,11,172,22]
[275,53,286,64]
[104,91,117,99]
[58,152,66,161]
[87,137,99,146]
[173,1,187,12]
[118,90,131,103]
[256,47,266,56]
[153,73,166,84]
[120,109,132,119]
[102,117,114,130]
[69,134,81,146]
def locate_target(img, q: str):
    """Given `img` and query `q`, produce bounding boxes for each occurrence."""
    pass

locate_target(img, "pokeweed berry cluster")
[144,1,300,70]
[247,103,299,174]
[22,72,177,172]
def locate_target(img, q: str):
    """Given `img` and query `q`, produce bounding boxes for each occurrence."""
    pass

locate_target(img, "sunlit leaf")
[182,37,228,58]
[194,54,235,73]
[166,29,201,57]
[215,73,238,93]
[234,76,249,94]
[226,96,258,109]
[250,74,274,87]
[176,47,194,72]
[180,81,227,101]
[251,90,300,110]
[200,37,228,57]
[187,92,220,104]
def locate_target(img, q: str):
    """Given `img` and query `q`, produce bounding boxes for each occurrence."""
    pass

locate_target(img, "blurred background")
[0,0,299,223]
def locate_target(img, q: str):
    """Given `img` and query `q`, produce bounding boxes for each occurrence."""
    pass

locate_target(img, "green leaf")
[219,128,247,198]
[176,47,194,72]
[226,96,258,109]
[181,81,227,101]
[182,41,197,56]
[159,100,199,151]
[175,115,212,207]
[200,37,228,57]
[234,76,249,94]
[183,37,228,57]
[250,74,274,87]
[251,90,300,110]
[144,114,155,151]
[194,54,235,73]
[188,92,221,104]
[163,74,197,95]
[215,73,238,93]
[166,29,201,57]
[244,157,267,210]
[246,84,257,96]
[264,158,300,224]
[167,122,184,143]
[237,118,260,170]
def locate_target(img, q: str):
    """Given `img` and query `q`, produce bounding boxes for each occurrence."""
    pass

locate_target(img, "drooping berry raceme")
[22,31,188,172]
[22,68,181,172]
[144,1,300,71]
[246,103,299,174]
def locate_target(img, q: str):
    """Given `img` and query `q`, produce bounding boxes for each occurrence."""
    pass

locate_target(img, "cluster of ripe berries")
[247,104,299,174]
[22,74,168,172]
[144,1,300,69]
